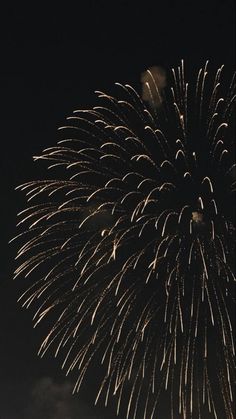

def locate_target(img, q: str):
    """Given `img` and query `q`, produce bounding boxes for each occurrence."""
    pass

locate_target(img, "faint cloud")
[141,65,167,109]
[23,377,99,419]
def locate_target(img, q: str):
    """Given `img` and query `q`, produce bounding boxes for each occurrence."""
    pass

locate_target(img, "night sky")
[1,2,235,418]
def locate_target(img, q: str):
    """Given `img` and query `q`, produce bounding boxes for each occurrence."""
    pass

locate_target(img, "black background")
[1,2,235,418]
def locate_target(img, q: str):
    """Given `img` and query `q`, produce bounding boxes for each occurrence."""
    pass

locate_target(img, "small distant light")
[192,211,204,224]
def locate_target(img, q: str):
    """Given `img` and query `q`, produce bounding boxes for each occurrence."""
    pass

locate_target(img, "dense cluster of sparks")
[12,61,235,418]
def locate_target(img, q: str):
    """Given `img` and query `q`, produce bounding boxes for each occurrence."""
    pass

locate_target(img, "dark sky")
[1,2,235,418]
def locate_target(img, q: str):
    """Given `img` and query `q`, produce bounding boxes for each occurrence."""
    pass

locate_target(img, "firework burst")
[12,61,235,418]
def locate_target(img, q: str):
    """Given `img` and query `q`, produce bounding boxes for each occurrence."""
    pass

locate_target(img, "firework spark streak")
[12,62,235,418]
